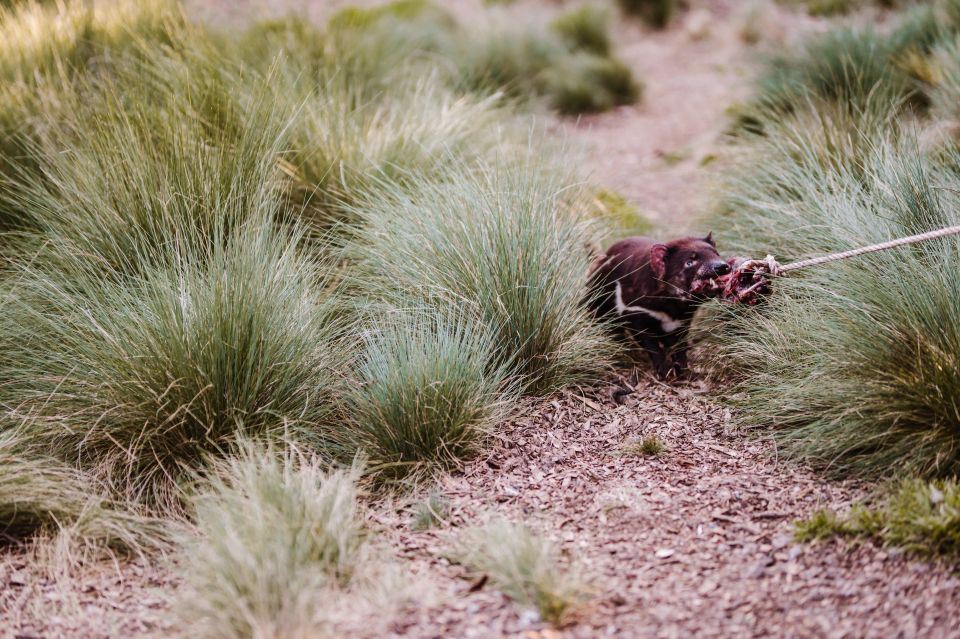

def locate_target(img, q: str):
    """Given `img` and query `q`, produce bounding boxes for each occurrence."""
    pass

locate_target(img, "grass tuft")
[624,436,668,457]
[1,222,350,506]
[176,442,366,639]
[704,127,960,478]
[0,430,170,555]
[544,53,641,114]
[282,76,507,228]
[451,9,639,114]
[617,0,675,28]
[756,27,914,115]
[455,519,587,624]
[795,479,960,558]
[336,310,513,482]
[805,0,858,17]
[410,490,450,531]
[551,5,612,56]
[348,159,615,396]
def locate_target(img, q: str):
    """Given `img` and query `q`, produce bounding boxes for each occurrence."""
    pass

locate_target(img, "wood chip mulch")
[367,374,960,639]
[4,374,960,639]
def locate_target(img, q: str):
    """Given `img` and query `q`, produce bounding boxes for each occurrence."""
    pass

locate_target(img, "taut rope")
[719,224,960,304]
[780,224,960,273]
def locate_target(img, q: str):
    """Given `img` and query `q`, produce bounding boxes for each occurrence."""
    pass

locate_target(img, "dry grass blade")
[454,518,588,625]
[176,441,367,639]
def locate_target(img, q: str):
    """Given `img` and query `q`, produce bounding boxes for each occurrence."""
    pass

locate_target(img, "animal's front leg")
[669,336,690,378]
[636,333,669,379]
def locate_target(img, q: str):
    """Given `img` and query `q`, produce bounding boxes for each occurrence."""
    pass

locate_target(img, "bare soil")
[4,2,960,638]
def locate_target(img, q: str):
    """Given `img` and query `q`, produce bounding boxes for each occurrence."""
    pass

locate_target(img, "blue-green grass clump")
[0,224,349,506]
[702,94,960,478]
[617,0,675,28]
[319,0,640,115]
[178,442,366,638]
[550,5,612,56]
[336,311,513,481]
[348,159,615,396]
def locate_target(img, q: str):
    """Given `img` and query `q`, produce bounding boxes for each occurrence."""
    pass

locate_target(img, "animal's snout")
[709,260,731,276]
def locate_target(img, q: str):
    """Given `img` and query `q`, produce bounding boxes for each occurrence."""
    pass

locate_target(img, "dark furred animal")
[588,234,730,378]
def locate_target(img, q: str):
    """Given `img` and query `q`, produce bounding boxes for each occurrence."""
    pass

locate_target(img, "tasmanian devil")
[588,233,730,379]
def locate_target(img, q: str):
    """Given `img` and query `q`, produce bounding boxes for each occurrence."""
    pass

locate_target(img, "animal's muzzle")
[709,261,731,276]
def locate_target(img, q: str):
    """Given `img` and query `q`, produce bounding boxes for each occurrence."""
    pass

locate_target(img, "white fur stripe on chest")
[614,282,685,333]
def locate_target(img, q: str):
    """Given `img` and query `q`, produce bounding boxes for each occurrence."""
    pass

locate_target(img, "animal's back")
[588,236,656,316]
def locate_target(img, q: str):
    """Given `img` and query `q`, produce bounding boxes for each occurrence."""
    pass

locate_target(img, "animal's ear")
[650,243,669,280]
[704,231,715,246]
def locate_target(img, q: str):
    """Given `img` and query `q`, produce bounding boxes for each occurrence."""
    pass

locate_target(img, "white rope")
[780,224,960,273]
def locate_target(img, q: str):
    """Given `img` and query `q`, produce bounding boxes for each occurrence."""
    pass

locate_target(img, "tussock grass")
[747,5,960,124]
[328,0,453,33]
[551,5,613,56]
[617,0,675,28]
[1,223,349,506]
[336,310,514,481]
[222,15,511,228]
[703,89,960,478]
[410,490,450,531]
[543,52,641,114]
[454,13,640,114]
[230,16,326,75]
[455,519,587,624]
[757,27,915,115]
[324,0,456,94]
[177,442,366,639]
[0,36,366,507]
[5,54,289,270]
[796,479,960,558]
[452,16,569,99]
[282,76,507,228]
[0,430,170,555]
[320,0,639,115]
[931,35,960,124]
[0,0,187,228]
[0,0,181,83]
[804,0,858,17]
[625,436,667,457]
[349,159,615,395]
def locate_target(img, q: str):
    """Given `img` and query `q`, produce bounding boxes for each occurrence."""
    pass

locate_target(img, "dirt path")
[557,2,752,229]
[375,379,960,638]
